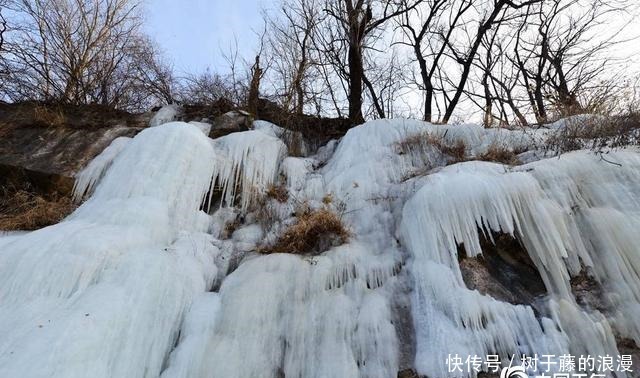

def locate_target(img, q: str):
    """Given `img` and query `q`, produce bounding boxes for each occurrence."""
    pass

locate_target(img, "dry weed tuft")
[260,207,349,255]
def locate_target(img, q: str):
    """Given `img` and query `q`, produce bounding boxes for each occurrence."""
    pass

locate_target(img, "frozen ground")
[1,117,639,377]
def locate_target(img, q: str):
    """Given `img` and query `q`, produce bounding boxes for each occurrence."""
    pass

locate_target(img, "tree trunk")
[362,73,385,118]
[442,1,508,123]
[553,62,580,115]
[533,77,547,123]
[248,55,262,117]
[482,72,493,128]
[347,40,365,124]
[414,43,434,122]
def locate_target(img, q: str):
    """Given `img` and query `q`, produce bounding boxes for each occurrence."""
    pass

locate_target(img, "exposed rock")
[570,267,609,313]
[397,368,419,378]
[392,268,417,374]
[0,102,147,195]
[459,232,547,309]
[616,337,640,378]
[0,126,141,195]
[182,98,235,121]
[255,97,353,150]
[209,111,252,139]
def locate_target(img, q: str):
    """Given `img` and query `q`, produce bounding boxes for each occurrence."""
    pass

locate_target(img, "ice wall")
[2,117,639,378]
[197,245,399,378]
[187,118,555,378]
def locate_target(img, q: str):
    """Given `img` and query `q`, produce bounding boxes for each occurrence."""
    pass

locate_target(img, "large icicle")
[0,122,221,378]
[73,136,131,202]
[210,130,287,210]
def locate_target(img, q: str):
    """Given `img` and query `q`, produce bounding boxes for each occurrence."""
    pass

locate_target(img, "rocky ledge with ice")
[1,115,639,378]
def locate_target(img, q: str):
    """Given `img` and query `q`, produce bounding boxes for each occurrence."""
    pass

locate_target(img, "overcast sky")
[144,0,267,75]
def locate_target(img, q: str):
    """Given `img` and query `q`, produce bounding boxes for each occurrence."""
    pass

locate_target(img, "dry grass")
[260,207,350,255]
[478,144,520,165]
[544,113,640,154]
[0,101,146,138]
[252,188,284,230]
[396,131,467,163]
[395,133,424,155]
[0,189,76,231]
[32,105,67,128]
[265,184,289,203]
[437,138,467,162]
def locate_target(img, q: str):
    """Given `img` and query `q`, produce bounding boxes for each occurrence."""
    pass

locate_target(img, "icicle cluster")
[400,150,640,378]
[210,130,287,210]
[73,136,131,202]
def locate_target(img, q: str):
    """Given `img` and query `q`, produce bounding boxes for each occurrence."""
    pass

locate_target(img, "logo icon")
[500,366,528,378]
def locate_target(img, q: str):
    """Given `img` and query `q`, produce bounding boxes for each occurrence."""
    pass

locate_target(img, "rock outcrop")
[0,102,147,194]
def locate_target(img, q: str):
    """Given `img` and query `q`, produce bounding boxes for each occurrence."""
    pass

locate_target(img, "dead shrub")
[265,184,289,203]
[0,189,76,231]
[544,113,640,154]
[260,207,350,255]
[32,105,67,128]
[252,193,282,230]
[478,144,520,165]
[437,138,467,162]
[396,131,467,163]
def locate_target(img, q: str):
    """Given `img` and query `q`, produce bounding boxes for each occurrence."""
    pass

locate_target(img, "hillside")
[1,109,640,378]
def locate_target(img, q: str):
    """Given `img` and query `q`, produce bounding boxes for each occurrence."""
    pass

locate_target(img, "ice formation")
[150,104,181,127]
[73,136,132,201]
[0,123,220,378]
[210,130,287,210]
[400,151,640,377]
[1,117,639,378]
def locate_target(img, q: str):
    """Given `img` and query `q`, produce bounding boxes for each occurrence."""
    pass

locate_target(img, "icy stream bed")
[1,118,639,378]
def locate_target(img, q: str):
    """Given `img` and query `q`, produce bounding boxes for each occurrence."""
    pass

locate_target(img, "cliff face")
[0,103,148,195]
[1,111,639,378]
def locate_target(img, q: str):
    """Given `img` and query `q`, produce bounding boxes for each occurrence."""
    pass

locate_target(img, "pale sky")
[145,1,640,76]
[144,0,268,75]
[143,0,640,119]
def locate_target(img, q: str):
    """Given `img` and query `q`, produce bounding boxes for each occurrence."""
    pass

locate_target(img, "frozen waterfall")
[1,118,639,378]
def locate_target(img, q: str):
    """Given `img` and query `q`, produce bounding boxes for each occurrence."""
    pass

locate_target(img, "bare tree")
[398,0,467,122]
[4,0,140,102]
[0,0,8,95]
[264,0,322,114]
[323,0,423,123]
[1,0,173,110]
[504,0,633,122]
[177,70,237,105]
[0,1,6,53]
[437,0,544,123]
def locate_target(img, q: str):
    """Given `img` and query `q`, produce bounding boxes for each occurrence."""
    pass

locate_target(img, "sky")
[145,0,640,76]
[144,0,640,120]
[144,0,268,75]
